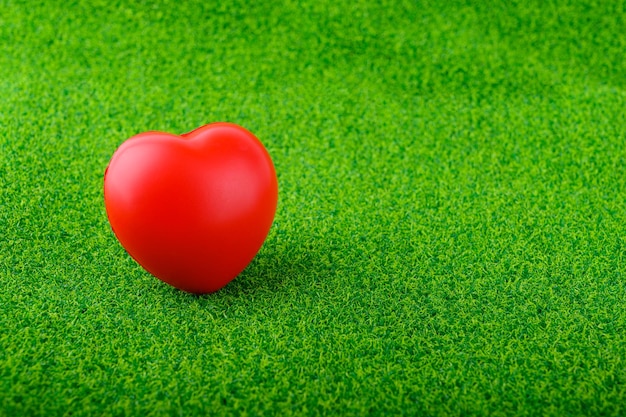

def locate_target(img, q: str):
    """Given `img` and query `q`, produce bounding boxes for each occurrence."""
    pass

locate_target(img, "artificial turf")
[1,0,626,415]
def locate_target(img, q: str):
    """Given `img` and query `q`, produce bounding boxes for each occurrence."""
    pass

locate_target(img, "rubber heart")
[104,122,278,294]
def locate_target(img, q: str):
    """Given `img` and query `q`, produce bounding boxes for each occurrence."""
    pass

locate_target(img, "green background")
[1,0,626,415]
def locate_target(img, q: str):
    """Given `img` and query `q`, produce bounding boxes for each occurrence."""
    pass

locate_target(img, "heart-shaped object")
[104,122,278,294]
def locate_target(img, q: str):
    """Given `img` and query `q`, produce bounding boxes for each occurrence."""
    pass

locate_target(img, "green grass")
[1,0,626,415]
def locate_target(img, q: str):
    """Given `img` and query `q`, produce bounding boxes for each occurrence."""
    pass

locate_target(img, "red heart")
[104,122,278,294]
